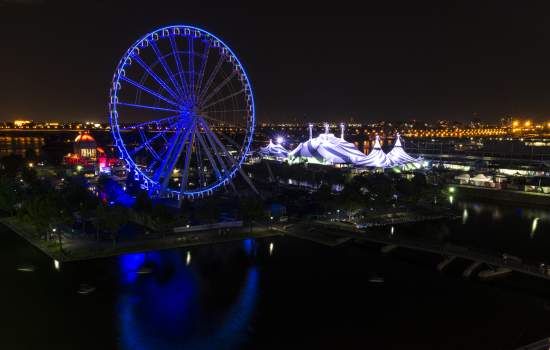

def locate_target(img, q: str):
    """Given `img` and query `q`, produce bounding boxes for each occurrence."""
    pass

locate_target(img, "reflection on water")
[531,217,540,238]
[117,249,259,350]
[446,200,550,260]
[269,242,274,256]
[186,251,191,266]
[462,208,469,224]
[0,136,44,156]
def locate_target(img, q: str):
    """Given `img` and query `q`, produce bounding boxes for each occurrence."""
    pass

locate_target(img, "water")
[1,199,550,349]
[0,135,44,156]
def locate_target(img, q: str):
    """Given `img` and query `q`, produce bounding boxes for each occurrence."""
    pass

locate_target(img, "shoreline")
[0,217,281,262]
[454,185,550,207]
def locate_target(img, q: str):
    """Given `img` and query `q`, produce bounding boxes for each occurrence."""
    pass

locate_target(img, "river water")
[1,199,550,350]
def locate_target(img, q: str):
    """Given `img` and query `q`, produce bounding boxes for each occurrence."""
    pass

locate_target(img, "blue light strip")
[194,40,211,102]
[117,102,181,113]
[179,123,195,193]
[195,126,222,179]
[168,35,191,103]
[131,55,180,101]
[120,114,180,131]
[201,88,245,110]
[119,75,181,108]
[129,119,179,155]
[187,35,195,104]
[110,24,256,199]
[160,122,194,192]
[196,55,225,103]
[200,70,237,106]
[149,40,186,102]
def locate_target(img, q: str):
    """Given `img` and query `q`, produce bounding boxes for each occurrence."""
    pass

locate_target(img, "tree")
[239,198,265,232]
[151,203,177,236]
[0,177,20,215]
[21,194,63,240]
[0,154,24,177]
[133,190,153,215]
[95,204,128,246]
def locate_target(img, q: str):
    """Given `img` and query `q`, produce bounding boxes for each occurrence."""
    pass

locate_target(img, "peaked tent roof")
[386,133,420,166]
[288,133,367,164]
[355,135,390,168]
[260,139,289,158]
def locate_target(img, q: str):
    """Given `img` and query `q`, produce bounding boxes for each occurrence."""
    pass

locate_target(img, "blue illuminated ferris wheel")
[109,25,255,200]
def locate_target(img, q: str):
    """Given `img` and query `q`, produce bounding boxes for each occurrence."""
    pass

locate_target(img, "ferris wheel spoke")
[201,124,231,177]
[193,128,207,186]
[195,126,222,180]
[168,35,191,101]
[179,123,196,192]
[149,40,187,101]
[158,122,194,191]
[117,102,181,113]
[197,55,225,102]
[117,102,182,114]
[218,130,242,150]
[201,89,245,110]
[199,114,246,130]
[119,76,182,108]
[128,122,179,155]
[119,114,180,131]
[199,119,237,169]
[138,129,160,160]
[200,70,238,106]
[153,121,188,182]
[194,41,211,102]
[132,55,180,101]
[187,36,195,103]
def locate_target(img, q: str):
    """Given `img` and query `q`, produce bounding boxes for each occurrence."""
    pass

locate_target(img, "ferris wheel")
[109,25,255,200]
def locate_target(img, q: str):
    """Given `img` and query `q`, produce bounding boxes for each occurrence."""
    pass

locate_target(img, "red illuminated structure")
[64,132,118,172]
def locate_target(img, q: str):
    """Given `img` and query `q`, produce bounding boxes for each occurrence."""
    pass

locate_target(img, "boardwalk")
[308,221,550,281]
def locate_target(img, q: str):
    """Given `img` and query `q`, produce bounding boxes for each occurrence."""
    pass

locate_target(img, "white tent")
[259,139,289,158]
[288,132,367,165]
[386,133,421,166]
[471,173,492,182]
[355,135,390,168]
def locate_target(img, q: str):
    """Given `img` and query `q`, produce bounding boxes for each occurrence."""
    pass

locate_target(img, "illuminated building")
[74,132,97,159]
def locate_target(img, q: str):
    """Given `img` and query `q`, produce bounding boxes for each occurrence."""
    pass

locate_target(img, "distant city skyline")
[2,2,550,122]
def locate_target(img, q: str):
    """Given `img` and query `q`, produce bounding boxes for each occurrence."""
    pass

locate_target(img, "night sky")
[2,1,550,122]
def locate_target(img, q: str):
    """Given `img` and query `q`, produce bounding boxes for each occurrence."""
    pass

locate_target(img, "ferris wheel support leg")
[238,167,262,199]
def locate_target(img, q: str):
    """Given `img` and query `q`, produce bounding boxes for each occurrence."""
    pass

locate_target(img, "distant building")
[74,132,97,159]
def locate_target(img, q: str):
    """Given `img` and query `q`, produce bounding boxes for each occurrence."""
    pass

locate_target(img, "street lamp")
[336,209,340,220]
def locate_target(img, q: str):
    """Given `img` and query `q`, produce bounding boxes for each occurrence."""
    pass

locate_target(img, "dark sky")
[2,0,550,123]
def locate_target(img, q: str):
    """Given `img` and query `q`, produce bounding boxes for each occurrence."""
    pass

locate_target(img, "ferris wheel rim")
[108,24,255,198]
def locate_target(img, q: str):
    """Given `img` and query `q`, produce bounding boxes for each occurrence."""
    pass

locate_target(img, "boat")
[136,266,153,275]
[17,264,36,272]
[77,284,96,295]
[368,274,384,283]
[478,267,512,279]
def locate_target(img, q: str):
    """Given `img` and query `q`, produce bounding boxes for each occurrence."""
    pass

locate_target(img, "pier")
[288,221,550,282]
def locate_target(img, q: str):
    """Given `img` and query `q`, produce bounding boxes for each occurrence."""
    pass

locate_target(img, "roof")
[385,134,420,166]
[260,139,289,158]
[355,135,390,167]
[288,133,367,164]
[75,133,96,143]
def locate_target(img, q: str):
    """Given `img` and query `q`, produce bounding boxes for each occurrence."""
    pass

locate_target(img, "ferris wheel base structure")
[108,25,256,201]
